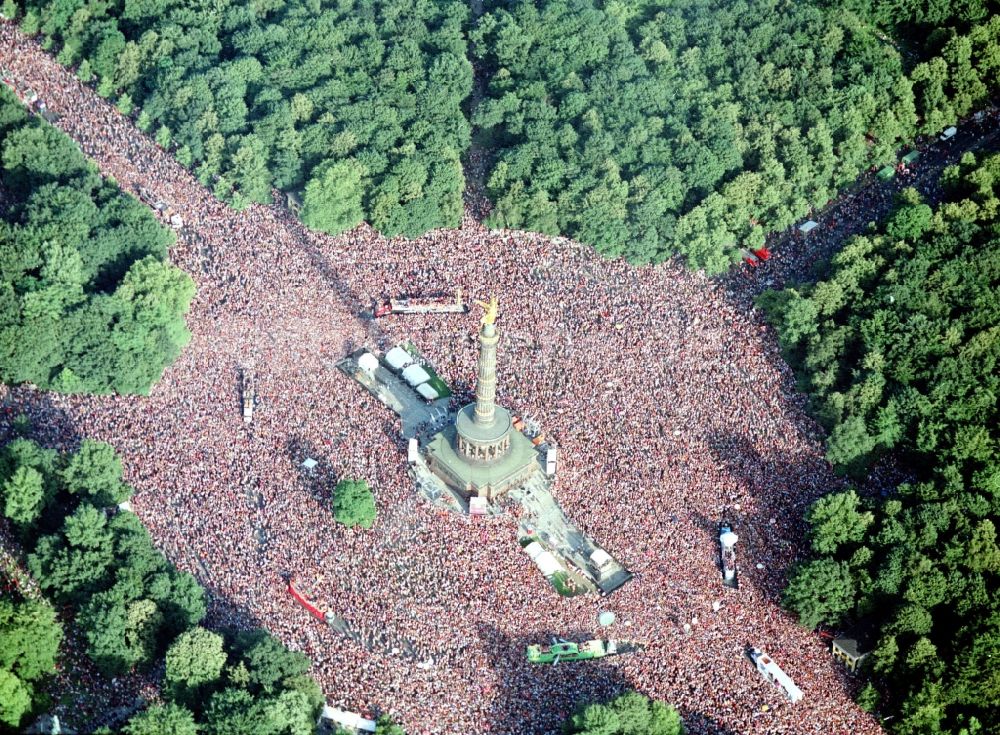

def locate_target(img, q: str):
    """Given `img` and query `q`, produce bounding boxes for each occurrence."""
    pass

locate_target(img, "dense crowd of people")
[2,21,998,735]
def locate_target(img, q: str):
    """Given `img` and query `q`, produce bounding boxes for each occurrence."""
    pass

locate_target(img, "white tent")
[523,541,563,577]
[321,706,377,733]
[384,346,412,371]
[301,458,318,471]
[357,352,379,373]
[535,551,563,577]
[798,220,819,233]
[524,541,545,561]
[940,126,957,140]
[402,364,430,386]
[590,548,613,569]
[416,382,438,400]
[470,497,489,516]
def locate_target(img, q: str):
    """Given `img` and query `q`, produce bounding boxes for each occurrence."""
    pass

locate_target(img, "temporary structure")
[357,352,379,373]
[321,706,376,733]
[416,382,438,400]
[402,363,431,387]
[590,548,613,570]
[384,346,412,371]
[523,541,563,577]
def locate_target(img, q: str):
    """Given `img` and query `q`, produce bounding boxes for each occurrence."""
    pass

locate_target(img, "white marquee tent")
[402,363,431,387]
[357,352,379,373]
[523,541,563,577]
[321,706,376,733]
[384,346,412,371]
[590,548,613,569]
[416,382,438,400]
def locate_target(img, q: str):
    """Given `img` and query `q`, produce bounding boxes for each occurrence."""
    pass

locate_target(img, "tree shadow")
[270,194,386,353]
[476,622,634,735]
[703,430,840,607]
[475,622,743,734]
[674,709,741,735]
[0,386,83,453]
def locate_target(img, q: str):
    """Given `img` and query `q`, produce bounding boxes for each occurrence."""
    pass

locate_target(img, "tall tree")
[165,627,228,703]
[331,478,376,529]
[0,597,63,682]
[564,691,685,735]
[2,465,45,526]
[124,703,198,735]
[300,159,365,236]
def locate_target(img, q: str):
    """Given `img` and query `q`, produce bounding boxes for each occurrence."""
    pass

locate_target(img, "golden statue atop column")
[424,293,539,501]
[475,295,499,326]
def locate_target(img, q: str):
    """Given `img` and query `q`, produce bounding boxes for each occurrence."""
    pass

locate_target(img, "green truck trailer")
[526,639,640,664]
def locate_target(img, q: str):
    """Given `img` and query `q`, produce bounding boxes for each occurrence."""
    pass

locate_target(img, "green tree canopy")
[165,627,228,702]
[806,490,875,554]
[471,0,919,271]
[0,86,190,395]
[234,629,311,695]
[60,438,130,506]
[332,478,376,529]
[123,702,198,735]
[202,687,261,735]
[0,669,32,729]
[300,159,364,236]
[0,596,62,682]
[20,0,471,238]
[2,464,45,526]
[762,153,1000,732]
[782,559,856,629]
[5,437,324,735]
[27,501,117,604]
[564,691,685,735]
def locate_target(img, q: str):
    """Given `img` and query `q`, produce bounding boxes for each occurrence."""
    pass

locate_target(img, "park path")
[460,0,494,219]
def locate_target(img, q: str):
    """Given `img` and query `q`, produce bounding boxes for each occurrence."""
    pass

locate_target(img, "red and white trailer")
[373,289,467,318]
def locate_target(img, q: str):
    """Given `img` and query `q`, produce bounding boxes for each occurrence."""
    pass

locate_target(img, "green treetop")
[332,478,376,529]
[564,691,685,735]
[165,627,228,703]
[123,703,198,735]
[300,159,365,236]
[0,596,63,683]
[60,438,131,507]
[2,465,45,527]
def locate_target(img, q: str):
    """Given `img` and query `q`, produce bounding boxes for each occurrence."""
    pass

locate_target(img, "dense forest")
[0,435,326,734]
[760,152,1000,734]
[0,86,192,394]
[17,0,472,237]
[11,0,998,267]
[472,0,999,271]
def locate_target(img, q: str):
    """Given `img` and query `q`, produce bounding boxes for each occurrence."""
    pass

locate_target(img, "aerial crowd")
[2,21,997,735]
